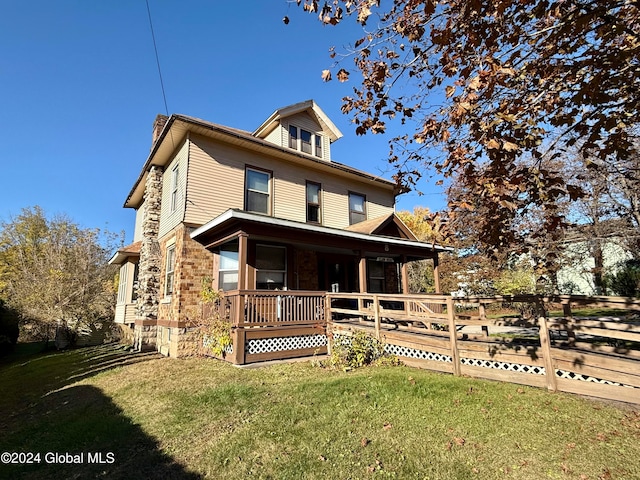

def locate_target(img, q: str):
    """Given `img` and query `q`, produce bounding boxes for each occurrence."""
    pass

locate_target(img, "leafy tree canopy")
[0,206,121,341]
[289,0,640,254]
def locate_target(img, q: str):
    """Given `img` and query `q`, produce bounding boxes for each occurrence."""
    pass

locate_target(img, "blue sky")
[0,1,446,243]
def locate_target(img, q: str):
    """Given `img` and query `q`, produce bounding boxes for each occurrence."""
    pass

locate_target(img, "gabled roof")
[253,99,343,143]
[124,112,394,209]
[345,213,418,240]
[108,241,141,265]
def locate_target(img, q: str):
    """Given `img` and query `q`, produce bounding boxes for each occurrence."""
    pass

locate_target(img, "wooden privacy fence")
[327,293,640,405]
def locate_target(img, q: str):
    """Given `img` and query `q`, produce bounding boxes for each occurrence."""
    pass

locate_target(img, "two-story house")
[110,100,448,358]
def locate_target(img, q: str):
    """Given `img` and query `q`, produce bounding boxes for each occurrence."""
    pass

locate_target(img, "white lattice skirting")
[202,336,233,354]
[461,357,546,375]
[384,343,452,363]
[246,334,327,355]
[555,369,635,387]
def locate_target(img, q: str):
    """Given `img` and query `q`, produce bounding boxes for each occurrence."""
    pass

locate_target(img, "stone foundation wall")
[134,324,158,351]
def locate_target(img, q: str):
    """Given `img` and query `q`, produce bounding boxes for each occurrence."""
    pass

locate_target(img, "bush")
[325,330,400,370]
[605,260,640,297]
[0,301,20,356]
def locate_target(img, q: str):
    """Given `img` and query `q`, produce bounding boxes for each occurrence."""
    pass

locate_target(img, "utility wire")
[146,0,170,117]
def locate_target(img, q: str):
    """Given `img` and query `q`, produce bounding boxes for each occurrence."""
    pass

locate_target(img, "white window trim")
[306,181,322,224]
[348,192,367,225]
[164,244,176,297]
[245,167,272,215]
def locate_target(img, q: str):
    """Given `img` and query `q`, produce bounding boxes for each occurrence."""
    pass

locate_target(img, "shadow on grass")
[0,384,202,479]
[0,343,160,427]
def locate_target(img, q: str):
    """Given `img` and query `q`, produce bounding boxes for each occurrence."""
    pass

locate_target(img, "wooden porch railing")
[208,290,326,327]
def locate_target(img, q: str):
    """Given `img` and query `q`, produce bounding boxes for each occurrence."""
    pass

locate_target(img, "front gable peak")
[253,100,343,161]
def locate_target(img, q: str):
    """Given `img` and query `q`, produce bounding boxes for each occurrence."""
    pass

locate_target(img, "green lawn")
[1,344,639,479]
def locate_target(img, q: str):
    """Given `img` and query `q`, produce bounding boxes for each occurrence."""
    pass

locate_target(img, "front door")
[318,254,357,292]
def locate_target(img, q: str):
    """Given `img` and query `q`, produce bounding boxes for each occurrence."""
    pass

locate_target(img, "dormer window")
[300,129,312,154]
[288,124,323,158]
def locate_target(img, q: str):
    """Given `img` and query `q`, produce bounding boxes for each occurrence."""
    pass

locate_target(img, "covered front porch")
[190,209,448,296]
[190,209,450,364]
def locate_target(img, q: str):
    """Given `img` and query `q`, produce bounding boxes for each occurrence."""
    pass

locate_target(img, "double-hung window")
[245,167,271,215]
[306,181,321,224]
[170,164,179,212]
[165,245,176,296]
[349,192,366,225]
[219,242,239,291]
[315,135,322,158]
[288,125,298,149]
[300,129,312,154]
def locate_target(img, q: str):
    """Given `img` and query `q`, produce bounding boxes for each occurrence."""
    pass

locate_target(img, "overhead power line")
[145,0,170,117]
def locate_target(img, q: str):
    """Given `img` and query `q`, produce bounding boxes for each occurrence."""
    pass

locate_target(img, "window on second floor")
[245,167,271,215]
[306,181,321,224]
[349,192,367,225]
[165,245,176,296]
[170,164,179,213]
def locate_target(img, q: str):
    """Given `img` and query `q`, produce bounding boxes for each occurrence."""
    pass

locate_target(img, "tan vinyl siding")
[263,124,284,147]
[185,136,246,225]
[114,303,137,324]
[158,140,189,239]
[185,133,394,228]
[133,205,144,241]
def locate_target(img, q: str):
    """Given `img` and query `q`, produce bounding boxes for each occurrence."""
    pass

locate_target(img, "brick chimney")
[152,114,169,147]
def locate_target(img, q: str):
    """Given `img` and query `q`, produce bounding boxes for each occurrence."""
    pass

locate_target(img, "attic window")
[300,129,312,154]
[288,125,323,157]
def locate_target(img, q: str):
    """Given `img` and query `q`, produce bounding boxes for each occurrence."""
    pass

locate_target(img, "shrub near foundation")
[197,278,232,358]
[325,330,400,370]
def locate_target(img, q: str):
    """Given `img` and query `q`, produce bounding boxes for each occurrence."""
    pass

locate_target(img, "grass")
[1,344,639,479]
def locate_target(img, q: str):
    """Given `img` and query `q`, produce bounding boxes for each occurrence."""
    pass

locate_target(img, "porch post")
[433,252,441,294]
[401,255,410,294]
[358,255,367,293]
[238,233,248,290]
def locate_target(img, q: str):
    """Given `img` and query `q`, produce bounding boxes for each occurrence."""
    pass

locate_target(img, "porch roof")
[108,240,142,265]
[190,209,452,258]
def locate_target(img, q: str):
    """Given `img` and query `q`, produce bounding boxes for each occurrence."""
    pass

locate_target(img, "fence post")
[446,296,461,376]
[373,294,381,340]
[537,298,557,392]
[562,300,576,346]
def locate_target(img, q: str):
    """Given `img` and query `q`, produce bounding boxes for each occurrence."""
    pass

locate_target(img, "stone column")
[134,165,163,351]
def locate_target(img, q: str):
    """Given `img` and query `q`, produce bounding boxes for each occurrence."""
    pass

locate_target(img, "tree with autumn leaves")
[0,207,120,347]
[288,0,640,264]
